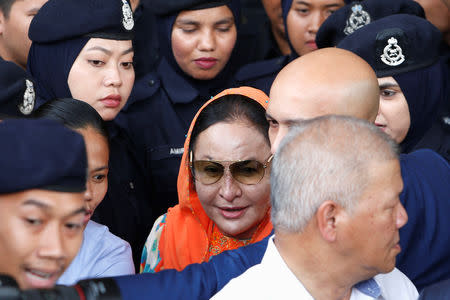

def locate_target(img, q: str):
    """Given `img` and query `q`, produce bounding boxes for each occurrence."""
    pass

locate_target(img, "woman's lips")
[306,41,318,50]
[194,58,218,69]
[219,206,247,219]
[101,94,121,108]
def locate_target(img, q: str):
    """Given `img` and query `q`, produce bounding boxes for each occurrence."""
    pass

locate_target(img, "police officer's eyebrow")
[22,199,87,216]
[92,166,108,173]
[86,46,134,56]
[379,82,399,90]
[176,17,234,26]
[293,0,342,8]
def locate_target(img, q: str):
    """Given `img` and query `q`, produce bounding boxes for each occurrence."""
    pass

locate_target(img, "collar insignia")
[381,37,405,66]
[18,79,35,115]
[122,0,134,31]
[344,4,371,35]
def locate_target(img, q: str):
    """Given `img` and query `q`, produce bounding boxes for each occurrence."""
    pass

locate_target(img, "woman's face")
[286,0,344,56]
[171,5,237,80]
[375,77,411,143]
[193,121,271,240]
[67,38,135,121]
[78,127,109,225]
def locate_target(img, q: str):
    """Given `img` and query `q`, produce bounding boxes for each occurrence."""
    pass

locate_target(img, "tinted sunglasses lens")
[230,160,265,185]
[193,161,224,184]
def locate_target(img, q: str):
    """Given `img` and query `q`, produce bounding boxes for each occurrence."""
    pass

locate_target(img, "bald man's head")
[267,48,380,153]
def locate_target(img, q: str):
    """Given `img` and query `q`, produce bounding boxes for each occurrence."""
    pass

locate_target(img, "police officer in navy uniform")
[26,0,153,271]
[0,118,88,289]
[235,0,347,95]
[324,13,449,161]
[122,0,243,216]
[0,0,47,117]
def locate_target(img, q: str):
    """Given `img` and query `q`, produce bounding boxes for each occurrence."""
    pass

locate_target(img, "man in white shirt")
[213,115,418,300]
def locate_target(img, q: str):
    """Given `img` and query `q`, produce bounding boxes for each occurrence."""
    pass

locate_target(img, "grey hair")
[270,115,399,233]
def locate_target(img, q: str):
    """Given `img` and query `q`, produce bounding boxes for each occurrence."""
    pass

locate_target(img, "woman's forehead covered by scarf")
[154,0,241,77]
[27,0,135,104]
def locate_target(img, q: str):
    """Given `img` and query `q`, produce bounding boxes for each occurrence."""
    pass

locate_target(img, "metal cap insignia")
[380,37,405,66]
[122,0,134,31]
[344,4,371,36]
[18,79,35,115]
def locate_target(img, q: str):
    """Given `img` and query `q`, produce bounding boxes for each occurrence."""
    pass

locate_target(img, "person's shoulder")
[400,149,449,185]
[401,149,448,165]
[84,221,131,254]
[374,268,419,299]
[123,71,160,110]
[235,55,289,83]
[419,278,450,300]
[211,261,267,299]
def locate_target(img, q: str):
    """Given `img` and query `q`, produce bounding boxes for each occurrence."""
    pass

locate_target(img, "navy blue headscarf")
[281,0,299,61]
[156,0,241,98]
[27,37,90,107]
[394,59,448,152]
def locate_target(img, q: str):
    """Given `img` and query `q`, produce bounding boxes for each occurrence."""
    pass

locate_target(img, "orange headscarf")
[155,87,273,272]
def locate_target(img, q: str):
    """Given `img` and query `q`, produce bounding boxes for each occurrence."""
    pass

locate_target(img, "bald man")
[267,48,379,152]
[101,48,449,300]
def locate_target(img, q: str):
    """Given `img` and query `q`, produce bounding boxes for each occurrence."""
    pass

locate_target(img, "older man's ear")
[316,200,344,243]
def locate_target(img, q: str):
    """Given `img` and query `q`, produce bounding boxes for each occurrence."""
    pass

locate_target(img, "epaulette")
[235,55,289,82]
[123,71,160,110]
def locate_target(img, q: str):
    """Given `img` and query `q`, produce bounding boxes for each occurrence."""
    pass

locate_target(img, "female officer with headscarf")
[337,14,449,161]
[236,0,425,95]
[122,0,243,218]
[26,0,152,271]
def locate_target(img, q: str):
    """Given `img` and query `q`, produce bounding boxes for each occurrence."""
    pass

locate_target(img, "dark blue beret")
[150,0,230,16]
[0,59,35,117]
[29,0,135,43]
[337,14,442,77]
[0,119,87,194]
[316,0,425,48]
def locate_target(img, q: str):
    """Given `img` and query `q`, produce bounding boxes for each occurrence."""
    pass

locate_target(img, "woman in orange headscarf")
[140,87,273,273]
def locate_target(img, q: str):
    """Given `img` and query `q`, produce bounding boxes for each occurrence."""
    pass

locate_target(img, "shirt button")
[149,80,155,86]
[129,182,135,189]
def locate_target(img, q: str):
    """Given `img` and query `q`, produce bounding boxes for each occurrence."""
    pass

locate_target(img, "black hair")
[0,0,16,18]
[32,98,109,141]
[189,94,269,154]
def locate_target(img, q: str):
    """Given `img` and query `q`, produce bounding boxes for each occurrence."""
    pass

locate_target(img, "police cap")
[0,60,34,118]
[337,14,441,77]
[29,0,135,43]
[150,0,230,16]
[316,0,425,48]
[0,119,87,194]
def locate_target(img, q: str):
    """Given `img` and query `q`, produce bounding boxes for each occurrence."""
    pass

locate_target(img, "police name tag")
[170,148,184,155]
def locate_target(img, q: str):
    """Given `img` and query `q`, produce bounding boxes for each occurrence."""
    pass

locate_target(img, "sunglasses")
[189,152,273,185]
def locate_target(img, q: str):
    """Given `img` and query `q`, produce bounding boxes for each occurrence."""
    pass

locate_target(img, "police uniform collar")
[158,58,199,104]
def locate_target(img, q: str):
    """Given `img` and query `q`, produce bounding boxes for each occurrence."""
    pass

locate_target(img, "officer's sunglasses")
[189,152,274,185]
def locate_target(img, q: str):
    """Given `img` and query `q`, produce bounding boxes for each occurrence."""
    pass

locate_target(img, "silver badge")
[121,0,134,31]
[344,4,371,35]
[18,79,35,115]
[381,37,405,66]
